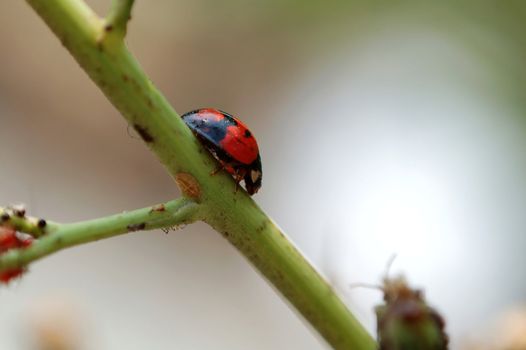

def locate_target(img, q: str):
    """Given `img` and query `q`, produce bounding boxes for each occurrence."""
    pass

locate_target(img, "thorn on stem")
[102,0,135,43]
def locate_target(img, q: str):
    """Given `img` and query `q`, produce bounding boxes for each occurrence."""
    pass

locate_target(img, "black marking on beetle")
[104,24,113,32]
[181,109,242,146]
[1,213,10,222]
[133,124,154,143]
[182,114,227,144]
[217,110,238,126]
[181,108,262,195]
[127,223,146,232]
[37,219,47,229]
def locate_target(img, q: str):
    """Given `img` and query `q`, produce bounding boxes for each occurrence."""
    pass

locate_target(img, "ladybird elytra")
[181,108,262,195]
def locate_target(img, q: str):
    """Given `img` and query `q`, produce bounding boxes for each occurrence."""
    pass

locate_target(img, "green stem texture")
[23,1,375,348]
[0,198,199,271]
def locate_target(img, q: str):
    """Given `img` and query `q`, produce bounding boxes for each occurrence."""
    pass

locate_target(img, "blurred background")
[1,0,526,349]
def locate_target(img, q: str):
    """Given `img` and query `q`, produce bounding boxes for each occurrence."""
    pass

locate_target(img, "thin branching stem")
[0,198,200,271]
[0,207,56,238]
[102,0,134,42]
[18,1,376,348]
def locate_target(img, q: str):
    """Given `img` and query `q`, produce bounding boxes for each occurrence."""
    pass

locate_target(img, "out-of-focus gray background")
[1,1,526,349]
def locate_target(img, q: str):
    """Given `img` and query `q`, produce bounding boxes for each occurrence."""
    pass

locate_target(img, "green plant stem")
[103,0,135,42]
[23,0,375,348]
[0,198,199,271]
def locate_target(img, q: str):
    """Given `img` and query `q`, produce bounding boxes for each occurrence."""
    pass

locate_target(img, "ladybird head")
[244,155,262,195]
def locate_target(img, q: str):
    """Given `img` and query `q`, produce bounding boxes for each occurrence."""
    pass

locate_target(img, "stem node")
[100,0,135,45]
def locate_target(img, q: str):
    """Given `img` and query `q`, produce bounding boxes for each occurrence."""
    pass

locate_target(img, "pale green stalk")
[7,1,376,348]
[0,198,199,270]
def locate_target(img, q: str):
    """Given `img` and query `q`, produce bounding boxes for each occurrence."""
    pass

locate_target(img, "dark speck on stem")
[150,204,165,212]
[127,223,146,232]
[133,124,154,143]
[37,219,47,229]
[13,208,26,218]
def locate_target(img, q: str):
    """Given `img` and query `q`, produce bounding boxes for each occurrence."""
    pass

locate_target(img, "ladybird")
[181,108,262,195]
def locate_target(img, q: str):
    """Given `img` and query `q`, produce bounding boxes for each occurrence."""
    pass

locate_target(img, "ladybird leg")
[232,170,240,193]
[233,169,246,193]
[210,163,225,176]
[234,174,242,193]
